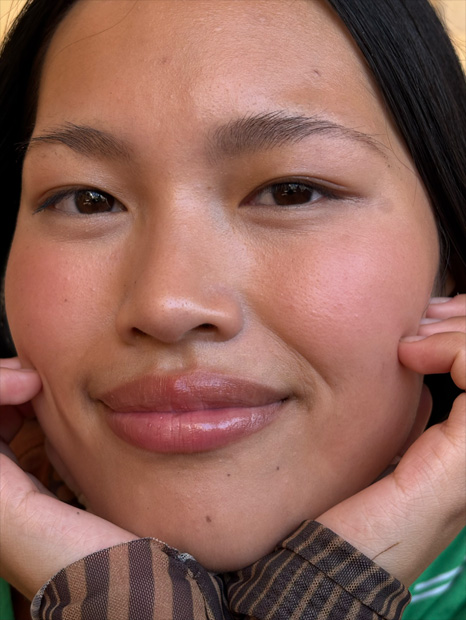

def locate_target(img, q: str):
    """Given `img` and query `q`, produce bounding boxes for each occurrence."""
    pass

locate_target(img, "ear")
[398,383,432,457]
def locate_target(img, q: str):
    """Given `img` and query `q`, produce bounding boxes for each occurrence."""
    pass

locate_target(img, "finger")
[0,357,22,370]
[426,294,466,319]
[0,368,41,442]
[399,332,465,389]
[418,316,466,337]
[0,366,42,405]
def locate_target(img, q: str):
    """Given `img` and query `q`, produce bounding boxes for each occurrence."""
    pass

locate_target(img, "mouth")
[97,372,289,453]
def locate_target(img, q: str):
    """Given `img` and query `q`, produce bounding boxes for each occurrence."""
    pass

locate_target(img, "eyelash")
[35,188,124,215]
[35,180,339,215]
[242,180,339,208]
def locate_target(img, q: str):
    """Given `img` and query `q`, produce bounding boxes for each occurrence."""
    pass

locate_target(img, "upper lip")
[97,372,288,413]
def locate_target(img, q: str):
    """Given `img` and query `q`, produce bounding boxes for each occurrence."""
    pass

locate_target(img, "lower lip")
[105,402,284,453]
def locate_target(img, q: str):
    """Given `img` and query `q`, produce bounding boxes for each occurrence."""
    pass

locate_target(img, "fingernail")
[429,297,451,304]
[419,318,441,324]
[400,335,428,342]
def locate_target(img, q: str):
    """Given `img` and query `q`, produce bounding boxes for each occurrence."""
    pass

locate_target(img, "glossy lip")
[98,373,289,453]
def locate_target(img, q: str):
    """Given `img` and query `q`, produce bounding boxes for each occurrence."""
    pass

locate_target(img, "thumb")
[0,365,42,405]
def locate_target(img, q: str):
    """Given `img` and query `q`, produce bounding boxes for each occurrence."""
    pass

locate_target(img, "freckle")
[227,473,231,477]
[276,466,280,471]
[206,515,212,523]
[64,298,68,302]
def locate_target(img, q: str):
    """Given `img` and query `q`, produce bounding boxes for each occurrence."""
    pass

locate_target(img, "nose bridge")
[117,202,244,344]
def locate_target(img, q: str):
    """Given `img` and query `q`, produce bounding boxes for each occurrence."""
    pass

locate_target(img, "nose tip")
[116,250,245,345]
[127,293,244,344]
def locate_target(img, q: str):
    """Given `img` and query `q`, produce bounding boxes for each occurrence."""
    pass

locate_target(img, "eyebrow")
[209,111,387,159]
[22,112,386,163]
[23,122,133,161]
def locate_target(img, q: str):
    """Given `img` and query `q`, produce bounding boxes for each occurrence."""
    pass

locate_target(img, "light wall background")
[1,0,465,65]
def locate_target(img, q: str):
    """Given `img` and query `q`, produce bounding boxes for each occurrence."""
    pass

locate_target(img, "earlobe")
[398,383,433,457]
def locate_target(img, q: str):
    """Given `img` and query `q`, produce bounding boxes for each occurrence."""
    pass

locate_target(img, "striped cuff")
[30,538,229,620]
[225,521,410,620]
[30,522,410,620]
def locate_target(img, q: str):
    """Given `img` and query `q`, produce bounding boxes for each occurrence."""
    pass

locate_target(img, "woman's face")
[6,0,439,570]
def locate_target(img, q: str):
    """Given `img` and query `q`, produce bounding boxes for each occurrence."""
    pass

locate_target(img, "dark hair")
[1,0,465,420]
[327,0,466,290]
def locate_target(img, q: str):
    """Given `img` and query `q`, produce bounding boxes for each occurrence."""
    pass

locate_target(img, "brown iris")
[269,183,314,206]
[74,190,115,213]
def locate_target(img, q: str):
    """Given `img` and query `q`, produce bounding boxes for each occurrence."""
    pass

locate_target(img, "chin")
[97,502,291,573]
[172,536,279,573]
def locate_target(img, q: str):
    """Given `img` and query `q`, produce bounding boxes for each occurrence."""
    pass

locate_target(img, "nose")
[115,214,244,345]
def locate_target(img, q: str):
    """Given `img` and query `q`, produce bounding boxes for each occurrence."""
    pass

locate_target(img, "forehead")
[36,0,396,144]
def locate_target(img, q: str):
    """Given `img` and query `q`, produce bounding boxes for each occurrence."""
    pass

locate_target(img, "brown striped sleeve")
[224,521,410,620]
[30,522,410,620]
[30,538,232,620]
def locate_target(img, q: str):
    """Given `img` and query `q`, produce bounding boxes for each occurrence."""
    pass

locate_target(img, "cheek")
[260,226,437,375]
[5,239,110,371]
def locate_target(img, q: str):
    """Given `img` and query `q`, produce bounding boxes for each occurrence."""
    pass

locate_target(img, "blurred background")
[432,0,465,68]
[1,0,465,69]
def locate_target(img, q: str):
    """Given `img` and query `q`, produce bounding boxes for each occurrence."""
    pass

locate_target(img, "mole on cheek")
[205,515,212,523]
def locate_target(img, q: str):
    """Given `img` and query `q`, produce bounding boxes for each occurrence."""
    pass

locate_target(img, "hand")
[0,358,138,600]
[315,295,465,586]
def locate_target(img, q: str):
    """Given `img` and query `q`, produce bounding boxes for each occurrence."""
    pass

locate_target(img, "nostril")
[131,327,146,338]
[119,294,243,344]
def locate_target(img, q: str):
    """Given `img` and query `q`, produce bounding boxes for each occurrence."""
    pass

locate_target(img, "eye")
[36,188,125,215]
[243,181,330,208]
[72,189,118,214]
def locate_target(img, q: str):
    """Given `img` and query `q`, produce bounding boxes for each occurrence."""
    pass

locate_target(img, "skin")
[4,0,444,573]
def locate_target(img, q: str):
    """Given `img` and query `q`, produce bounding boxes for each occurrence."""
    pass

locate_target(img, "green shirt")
[0,577,14,620]
[403,528,466,620]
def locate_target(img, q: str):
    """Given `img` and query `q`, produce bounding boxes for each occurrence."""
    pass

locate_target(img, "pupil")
[273,183,312,206]
[75,190,114,213]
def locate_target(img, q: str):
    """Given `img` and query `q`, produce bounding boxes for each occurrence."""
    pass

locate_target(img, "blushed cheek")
[5,241,103,372]
[258,229,438,387]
